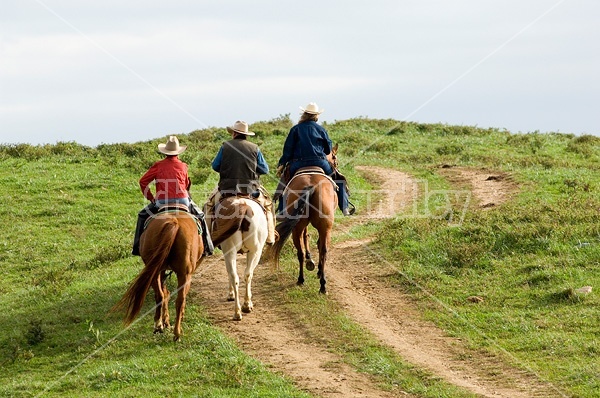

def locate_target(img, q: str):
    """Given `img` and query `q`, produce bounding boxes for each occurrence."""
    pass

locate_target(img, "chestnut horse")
[113,211,203,341]
[266,153,338,294]
[209,196,268,321]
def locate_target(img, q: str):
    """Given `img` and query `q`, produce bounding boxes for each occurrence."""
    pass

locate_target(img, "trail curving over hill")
[191,166,559,397]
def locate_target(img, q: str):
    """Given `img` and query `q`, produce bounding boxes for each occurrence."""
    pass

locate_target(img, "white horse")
[209,196,268,321]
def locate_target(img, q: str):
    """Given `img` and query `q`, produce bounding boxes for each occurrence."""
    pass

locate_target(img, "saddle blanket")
[144,208,202,235]
[283,170,338,197]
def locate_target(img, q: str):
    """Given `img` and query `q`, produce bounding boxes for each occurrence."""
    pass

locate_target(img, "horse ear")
[332,143,338,154]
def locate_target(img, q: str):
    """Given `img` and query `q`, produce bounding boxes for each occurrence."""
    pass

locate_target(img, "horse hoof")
[154,328,164,334]
[305,261,315,271]
[242,305,253,314]
[173,335,180,342]
[233,314,242,321]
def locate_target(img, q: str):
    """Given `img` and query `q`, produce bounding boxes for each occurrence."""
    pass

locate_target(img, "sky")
[1,0,598,146]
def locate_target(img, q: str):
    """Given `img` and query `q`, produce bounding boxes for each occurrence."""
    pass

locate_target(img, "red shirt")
[139,156,190,202]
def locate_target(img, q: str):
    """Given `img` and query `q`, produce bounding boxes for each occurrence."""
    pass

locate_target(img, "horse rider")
[275,102,354,216]
[204,120,277,244]
[132,135,213,256]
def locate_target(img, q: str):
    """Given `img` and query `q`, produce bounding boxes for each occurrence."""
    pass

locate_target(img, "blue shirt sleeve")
[257,149,269,175]
[211,147,223,172]
[321,127,333,155]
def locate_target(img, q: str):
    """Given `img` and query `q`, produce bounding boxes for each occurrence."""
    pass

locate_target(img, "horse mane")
[111,217,180,325]
[263,186,315,266]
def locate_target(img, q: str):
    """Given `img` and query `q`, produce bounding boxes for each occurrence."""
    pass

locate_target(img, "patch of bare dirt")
[438,166,519,209]
[190,166,562,398]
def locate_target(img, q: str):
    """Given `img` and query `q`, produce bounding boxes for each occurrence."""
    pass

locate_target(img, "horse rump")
[111,217,180,325]
[210,199,254,248]
[263,186,314,264]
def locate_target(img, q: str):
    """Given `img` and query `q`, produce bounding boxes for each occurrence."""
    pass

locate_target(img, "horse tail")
[264,186,314,265]
[211,202,253,248]
[112,218,179,325]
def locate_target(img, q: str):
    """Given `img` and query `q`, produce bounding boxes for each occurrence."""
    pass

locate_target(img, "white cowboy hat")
[299,102,324,115]
[158,135,187,155]
[226,120,255,136]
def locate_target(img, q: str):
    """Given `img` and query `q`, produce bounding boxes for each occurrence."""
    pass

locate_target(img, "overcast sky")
[1,0,598,146]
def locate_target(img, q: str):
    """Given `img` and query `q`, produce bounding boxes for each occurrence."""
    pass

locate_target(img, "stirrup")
[343,202,356,216]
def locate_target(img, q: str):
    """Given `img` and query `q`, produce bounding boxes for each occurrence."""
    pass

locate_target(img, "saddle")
[295,166,327,175]
[282,167,338,197]
[217,192,267,214]
[210,196,254,252]
[157,203,189,213]
[144,204,202,234]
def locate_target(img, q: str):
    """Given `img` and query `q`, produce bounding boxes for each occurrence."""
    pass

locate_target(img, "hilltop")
[1,117,598,397]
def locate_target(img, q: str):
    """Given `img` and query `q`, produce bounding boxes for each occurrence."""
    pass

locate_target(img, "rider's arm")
[139,162,158,202]
[256,149,269,175]
[320,127,333,155]
[211,146,224,172]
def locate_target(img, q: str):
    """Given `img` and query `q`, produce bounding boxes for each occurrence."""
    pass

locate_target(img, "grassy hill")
[1,116,598,397]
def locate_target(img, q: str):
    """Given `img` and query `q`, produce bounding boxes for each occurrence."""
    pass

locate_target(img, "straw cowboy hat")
[158,135,187,155]
[300,102,324,115]
[226,120,255,136]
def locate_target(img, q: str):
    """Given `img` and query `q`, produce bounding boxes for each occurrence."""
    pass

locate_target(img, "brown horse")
[266,154,338,294]
[113,211,203,341]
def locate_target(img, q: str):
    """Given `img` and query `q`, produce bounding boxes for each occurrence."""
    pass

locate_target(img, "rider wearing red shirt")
[139,156,190,204]
[132,136,213,256]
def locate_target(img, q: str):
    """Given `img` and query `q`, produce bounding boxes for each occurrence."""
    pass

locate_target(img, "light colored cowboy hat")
[226,120,255,136]
[158,135,187,155]
[299,102,324,115]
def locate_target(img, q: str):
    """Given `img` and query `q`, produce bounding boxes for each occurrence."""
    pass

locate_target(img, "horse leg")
[292,229,305,286]
[223,245,242,321]
[317,231,331,295]
[161,272,171,329]
[242,249,261,314]
[303,229,315,271]
[173,272,191,342]
[152,273,166,334]
[316,237,322,278]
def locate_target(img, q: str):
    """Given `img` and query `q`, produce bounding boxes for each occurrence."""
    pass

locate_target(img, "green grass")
[366,126,599,396]
[1,117,599,397]
[0,142,307,397]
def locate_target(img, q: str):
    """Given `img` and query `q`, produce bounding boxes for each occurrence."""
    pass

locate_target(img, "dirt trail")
[191,166,560,397]
[438,166,519,209]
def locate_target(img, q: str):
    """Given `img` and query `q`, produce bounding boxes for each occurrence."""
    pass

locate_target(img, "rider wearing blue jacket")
[277,102,352,216]
[279,119,332,176]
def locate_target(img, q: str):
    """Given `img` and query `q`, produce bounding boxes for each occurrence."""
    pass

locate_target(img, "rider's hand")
[276,165,284,178]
